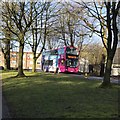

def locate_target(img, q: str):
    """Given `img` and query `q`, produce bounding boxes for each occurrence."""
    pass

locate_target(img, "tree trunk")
[3,40,10,70]
[32,56,37,72]
[6,40,10,70]
[17,34,25,77]
[70,32,74,47]
[101,57,113,87]
[4,54,10,70]
[100,63,105,77]
[100,54,105,77]
[6,54,10,70]
[4,54,7,70]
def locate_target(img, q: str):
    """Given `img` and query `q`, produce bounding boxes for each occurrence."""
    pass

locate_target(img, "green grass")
[2,71,119,118]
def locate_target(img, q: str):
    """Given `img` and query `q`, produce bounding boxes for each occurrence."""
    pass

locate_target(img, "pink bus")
[42,46,79,73]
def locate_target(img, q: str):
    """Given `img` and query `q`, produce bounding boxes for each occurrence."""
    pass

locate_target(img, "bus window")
[51,50,58,55]
[44,60,53,66]
[49,60,53,66]
[66,47,78,55]
[58,48,64,55]
[66,59,78,67]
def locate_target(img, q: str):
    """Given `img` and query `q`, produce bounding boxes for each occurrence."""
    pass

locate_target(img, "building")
[0,51,4,67]
[0,51,42,70]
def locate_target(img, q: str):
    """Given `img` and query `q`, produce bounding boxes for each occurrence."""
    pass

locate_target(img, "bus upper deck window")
[66,47,78,55]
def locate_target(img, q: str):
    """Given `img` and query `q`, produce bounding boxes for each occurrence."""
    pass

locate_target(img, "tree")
[0,27,11,70]
[53,2,90,51]
[2,2,41,76]
[81,43,104,65]
[27,2,48,72]
[59,3,79,47]
[27,2,59,72]
[0,3,11,70]
[75,1,120,87]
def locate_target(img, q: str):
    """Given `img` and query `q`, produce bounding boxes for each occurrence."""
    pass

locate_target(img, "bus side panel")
[67,67,79,73]
[59,67,66,72]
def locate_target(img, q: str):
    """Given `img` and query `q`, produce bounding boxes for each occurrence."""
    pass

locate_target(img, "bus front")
[65,47,79,73]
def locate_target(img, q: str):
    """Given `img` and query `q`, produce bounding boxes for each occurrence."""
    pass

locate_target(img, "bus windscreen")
[66,59,78,67]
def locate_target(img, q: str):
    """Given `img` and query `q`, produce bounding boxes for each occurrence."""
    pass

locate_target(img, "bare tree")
[27,2,48,72]
[2,2,42,76]
[0,27,11,70]
[81,43,104,65]
[0,3,11,70]
[60,4,79,47]
[27,2,60,72]
[53,2,90,50]
[75,1,120,87]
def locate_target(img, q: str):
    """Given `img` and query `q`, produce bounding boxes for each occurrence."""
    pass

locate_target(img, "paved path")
[70,74,120,84]
[89,76,119,84]
[48,73,119,84]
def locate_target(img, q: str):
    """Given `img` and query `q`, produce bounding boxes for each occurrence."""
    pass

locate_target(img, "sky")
[11,33,103,53]
[2,0,120,52]
[1,0,112,2]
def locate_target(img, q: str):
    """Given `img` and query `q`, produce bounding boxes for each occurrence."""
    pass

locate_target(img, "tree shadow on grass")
[2,72,119,118]
[3,76,119,118]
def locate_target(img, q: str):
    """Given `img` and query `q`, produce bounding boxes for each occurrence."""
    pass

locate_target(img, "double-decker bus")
[41,46,79,73]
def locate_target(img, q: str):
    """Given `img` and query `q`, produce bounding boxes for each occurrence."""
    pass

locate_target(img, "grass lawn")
[2,71,120,118]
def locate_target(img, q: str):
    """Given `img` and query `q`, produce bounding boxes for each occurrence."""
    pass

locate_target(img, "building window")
[37,62,40,64]
[12,61,16,64]
[12,54,16,57]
